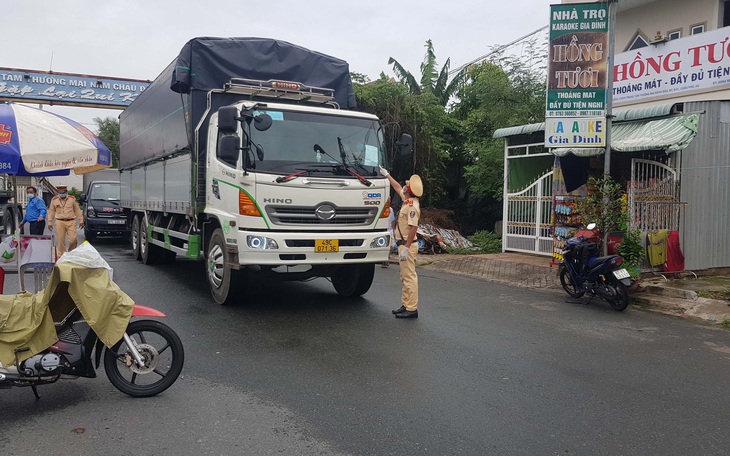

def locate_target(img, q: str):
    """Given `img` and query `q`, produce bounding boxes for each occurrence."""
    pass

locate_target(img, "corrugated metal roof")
[551,113,700,157]
[493,122,545,138]
[493,103,679,138]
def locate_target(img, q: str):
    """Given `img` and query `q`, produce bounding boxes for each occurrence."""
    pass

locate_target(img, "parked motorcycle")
[0,303,184,399]
[559,223,632,311]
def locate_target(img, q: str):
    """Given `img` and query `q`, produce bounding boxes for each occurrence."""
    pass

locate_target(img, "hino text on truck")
[120,37,411,305]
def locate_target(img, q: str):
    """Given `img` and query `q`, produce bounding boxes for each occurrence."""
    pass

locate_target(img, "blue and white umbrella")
[0,102,111,176]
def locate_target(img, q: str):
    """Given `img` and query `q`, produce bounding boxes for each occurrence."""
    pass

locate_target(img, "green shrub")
[468,231,502,254]
[618,228,645,278]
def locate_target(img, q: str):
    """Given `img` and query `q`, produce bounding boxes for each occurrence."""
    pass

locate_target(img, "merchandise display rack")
[550,194,583,266]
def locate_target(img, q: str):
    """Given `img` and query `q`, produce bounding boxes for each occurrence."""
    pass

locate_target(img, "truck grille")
[266,205,378,226]
[285,239,364,248]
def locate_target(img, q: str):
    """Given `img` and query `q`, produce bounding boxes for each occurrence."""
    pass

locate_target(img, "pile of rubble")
[417,224,476,254]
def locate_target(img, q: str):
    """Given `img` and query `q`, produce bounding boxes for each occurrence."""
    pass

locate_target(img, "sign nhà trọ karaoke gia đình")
[545,2,609,148]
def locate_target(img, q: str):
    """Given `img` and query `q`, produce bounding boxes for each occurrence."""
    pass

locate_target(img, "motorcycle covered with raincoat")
[0,243,184,398]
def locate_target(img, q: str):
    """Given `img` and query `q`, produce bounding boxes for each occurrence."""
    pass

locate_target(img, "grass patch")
[721,319,730,329]
[445,231,502,255]
[697,288,730,300]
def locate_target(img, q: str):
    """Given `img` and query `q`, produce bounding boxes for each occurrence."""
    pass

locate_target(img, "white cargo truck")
[119,38,410,304]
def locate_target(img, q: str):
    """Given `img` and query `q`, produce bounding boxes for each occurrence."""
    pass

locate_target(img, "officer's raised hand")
[378,166,389,176]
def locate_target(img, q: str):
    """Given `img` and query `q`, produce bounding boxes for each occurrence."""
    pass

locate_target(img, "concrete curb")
[415,253,730,325]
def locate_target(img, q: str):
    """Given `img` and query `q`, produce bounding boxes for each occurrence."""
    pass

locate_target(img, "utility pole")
[603,0,617,176]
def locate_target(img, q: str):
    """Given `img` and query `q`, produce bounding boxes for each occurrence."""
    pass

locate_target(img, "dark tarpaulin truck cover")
[119,37,356,170]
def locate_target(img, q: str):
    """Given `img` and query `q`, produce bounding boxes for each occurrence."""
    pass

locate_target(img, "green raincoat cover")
[0,263,134,365]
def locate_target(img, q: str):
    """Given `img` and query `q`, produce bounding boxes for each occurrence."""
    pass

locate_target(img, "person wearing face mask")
[379,166,423,319]
[47,185,84,255]
[18,186,47,235]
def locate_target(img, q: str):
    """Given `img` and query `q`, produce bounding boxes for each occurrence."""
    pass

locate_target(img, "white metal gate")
[503,171,553,255]
[629,159,680,231]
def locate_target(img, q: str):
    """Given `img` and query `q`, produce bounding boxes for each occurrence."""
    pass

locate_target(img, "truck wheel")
[332,264,375,297]
[131,215,141,261]
[2,210,14,235]
[207,228,243,305]
[140,218,162,265]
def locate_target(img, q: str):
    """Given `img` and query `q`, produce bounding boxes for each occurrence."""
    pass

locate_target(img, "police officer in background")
[18,186,47,235]
[379,166,423,319]
[47,185,84,255]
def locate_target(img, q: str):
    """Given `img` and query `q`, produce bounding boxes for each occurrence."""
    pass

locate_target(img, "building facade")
[495,0,730,271]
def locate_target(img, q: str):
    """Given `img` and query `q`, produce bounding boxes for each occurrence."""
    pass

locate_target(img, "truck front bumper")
[235,229,390,265]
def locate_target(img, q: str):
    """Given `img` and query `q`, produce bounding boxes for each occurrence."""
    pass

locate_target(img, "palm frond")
[388,57,421,94]
[419,39,438,92]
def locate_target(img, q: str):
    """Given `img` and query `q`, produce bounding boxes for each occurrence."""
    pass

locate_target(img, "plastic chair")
[19,262,55,293]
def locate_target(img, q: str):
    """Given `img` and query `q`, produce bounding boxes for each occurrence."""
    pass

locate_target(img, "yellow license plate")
[315,239,339,252]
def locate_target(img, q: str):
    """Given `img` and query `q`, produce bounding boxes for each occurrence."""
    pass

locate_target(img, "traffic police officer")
[380,166,423,319]
[47,185,84,255]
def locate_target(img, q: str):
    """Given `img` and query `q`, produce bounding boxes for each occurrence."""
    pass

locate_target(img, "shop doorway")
[628,158,680,231]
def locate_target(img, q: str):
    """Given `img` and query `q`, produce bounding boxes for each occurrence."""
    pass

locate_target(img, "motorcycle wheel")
[559,266,585,298]
[607,279,629,312]
[104,320,184,397]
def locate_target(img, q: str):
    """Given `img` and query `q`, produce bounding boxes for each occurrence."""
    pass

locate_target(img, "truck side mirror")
[397,133,413,157]
[79,193,87,203]
[217,134,240,167]
[218,107,239,134]
[253,113,273,131]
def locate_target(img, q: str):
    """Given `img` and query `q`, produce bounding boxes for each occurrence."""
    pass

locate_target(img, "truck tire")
[206,228,244,305]
[131,215,141,260]
[332,264,375,297]
[2,210,14,235]
[140,218,163,265]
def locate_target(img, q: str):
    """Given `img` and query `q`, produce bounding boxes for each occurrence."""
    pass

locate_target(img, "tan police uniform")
[48,194,83,255]
[395,177,422,312]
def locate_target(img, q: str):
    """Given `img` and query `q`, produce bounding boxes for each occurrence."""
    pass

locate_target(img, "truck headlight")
[247,235,278,250]
[87,208,96,218]
[370,235,390,248]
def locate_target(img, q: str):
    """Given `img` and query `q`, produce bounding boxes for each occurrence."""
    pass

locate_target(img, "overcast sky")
[4,0,553,129]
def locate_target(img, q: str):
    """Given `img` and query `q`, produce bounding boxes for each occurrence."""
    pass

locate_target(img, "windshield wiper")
[275,170,309,183]
[313,142,373,187]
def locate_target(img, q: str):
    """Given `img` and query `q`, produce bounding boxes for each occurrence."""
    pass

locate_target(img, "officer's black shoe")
[392,306,406,314]
[395,310,418,319]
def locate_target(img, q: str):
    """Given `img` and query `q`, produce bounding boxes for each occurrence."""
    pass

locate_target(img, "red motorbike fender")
[132,305,167,317]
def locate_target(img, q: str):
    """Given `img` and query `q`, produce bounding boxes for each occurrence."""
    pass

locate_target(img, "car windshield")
[89,183,120,200]
[247,110,385,177]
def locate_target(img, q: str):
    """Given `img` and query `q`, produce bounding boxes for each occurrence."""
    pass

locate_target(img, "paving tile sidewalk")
[419,252,560,289]
[417,252,730,324]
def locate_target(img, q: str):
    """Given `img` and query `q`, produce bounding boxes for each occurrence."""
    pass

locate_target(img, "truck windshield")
[89,182,120,200]
[248,110,385,177]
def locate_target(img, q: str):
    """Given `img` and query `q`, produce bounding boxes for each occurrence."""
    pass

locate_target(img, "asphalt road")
[1,239,729,455]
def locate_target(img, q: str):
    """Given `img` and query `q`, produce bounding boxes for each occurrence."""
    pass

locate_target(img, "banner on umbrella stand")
[546,2,610,148]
